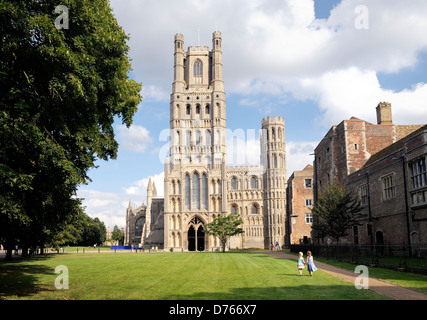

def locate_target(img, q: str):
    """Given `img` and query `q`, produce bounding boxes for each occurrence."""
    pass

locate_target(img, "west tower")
[164,32,227,251]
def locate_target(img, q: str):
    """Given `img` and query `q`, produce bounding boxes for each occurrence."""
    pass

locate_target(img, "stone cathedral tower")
[262,116,287,248]
[125,31,288,251]
[164,32,228,251]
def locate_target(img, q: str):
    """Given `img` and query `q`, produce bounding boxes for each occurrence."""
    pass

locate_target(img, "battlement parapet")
[262,115,285,126]
[188,46,210,52]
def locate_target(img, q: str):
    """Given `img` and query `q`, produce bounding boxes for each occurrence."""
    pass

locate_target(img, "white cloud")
[117,124,153,153]
[78,171,165,230]
[286,141,317,177]
[141,85,169,102]
[77,189,130,229]
[124,172,165,198]
[110,0,427,128]
[85,1,427,230]
[295,67,427,128]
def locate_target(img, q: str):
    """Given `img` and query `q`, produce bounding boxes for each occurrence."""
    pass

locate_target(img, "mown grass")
[313,257,427,294]
[0,251,391,300]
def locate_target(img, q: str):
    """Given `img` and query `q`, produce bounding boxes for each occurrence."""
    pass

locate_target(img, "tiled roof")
[363,124,427,167]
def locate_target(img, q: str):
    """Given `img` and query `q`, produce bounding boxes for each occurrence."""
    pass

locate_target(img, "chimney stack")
[376,102,392,125]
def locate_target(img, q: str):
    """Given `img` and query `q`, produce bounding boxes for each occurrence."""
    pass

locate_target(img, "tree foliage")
[0,0,142,259]
[311,181,362,244]
[204,213,244,252]
[111,225,124,244]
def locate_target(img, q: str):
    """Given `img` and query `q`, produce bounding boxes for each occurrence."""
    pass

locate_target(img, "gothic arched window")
[196,130,201,145]
[202,174,207,210]
[194,60,202,84]
[205,130,211,146]
[250,177,257,189]
[135,217,145,237]
[251,204,258,214]
[194,60,203,76]
[192,172,200,209]
[231,177,237,190]
[185,174,190,209]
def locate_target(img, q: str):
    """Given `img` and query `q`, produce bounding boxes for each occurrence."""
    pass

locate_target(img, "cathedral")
[124,32,287,251]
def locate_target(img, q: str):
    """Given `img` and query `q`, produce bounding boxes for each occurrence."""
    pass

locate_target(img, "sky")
[76,0,427,230]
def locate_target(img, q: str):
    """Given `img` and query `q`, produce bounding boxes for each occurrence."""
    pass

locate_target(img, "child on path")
[306,251,317,276]
[297,252,305,276]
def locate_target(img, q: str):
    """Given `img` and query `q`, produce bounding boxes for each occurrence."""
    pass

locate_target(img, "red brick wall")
[287,166,314,244]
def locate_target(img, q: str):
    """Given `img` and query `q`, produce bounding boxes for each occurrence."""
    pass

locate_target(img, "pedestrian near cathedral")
[306,251,317,276]
[297,252,305,276]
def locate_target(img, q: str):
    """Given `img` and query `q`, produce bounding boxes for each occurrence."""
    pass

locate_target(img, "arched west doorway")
[188,226,196,251]
[197,225,205,251]
[187,216,205,251]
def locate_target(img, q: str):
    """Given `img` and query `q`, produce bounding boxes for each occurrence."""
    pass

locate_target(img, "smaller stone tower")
[261,116,287,248]
[142,178,153,246]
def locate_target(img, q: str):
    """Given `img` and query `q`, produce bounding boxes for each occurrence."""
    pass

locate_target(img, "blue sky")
[77,0,427,229]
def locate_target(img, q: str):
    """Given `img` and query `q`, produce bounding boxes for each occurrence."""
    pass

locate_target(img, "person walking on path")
[306,251,317,276]
[297,252,305,276]
[263,250,427,300]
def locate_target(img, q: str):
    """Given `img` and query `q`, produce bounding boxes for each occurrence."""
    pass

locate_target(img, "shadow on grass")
[157,283,390,300]
[0,255,57,298]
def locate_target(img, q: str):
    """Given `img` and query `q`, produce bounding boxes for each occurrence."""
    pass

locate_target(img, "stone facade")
[125,32,287,251]
[124,178,164,248]
[286,164,314,245]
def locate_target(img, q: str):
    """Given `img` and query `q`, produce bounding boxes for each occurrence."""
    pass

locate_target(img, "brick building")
[346,125,427,245]
[313,102,426,245]
[313,102,423,201]
[286,164,314,245]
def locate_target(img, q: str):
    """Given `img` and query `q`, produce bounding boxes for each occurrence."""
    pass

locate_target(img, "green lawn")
[314,257,427,295]
[0,251,391,300]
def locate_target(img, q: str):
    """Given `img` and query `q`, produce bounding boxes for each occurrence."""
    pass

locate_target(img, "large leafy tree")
[204,213,244,253]
[0,0,142,259]
[311,181,362,244]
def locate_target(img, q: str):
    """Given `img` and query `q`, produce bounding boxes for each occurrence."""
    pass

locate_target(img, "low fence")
[290,244,427,274]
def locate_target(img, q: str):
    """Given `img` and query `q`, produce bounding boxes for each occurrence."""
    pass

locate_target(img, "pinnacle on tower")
[147,177,153,191]
[152,182,157,197]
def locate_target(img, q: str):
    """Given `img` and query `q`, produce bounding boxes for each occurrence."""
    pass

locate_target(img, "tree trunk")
[222,241,226,253]
[5,245,13,261]
[21,246,29,258]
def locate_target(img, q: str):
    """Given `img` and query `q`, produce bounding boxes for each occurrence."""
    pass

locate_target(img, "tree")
[79,216,106,246]
[111,225,124,244]
[0,0,142,260]
[311,181,362,244]
[204,213,244,252]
